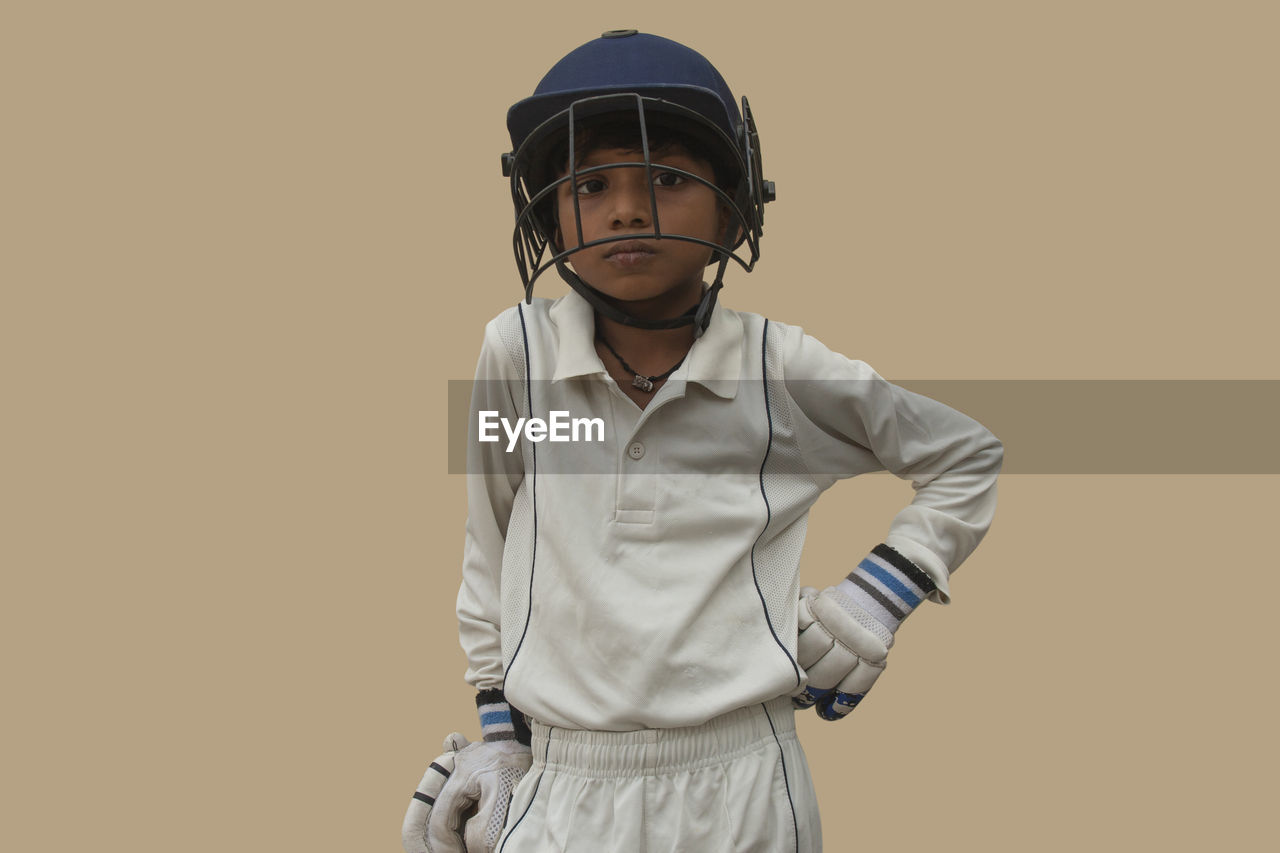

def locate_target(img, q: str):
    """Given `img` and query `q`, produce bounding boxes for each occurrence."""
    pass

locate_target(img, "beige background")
[4,1,1276,850]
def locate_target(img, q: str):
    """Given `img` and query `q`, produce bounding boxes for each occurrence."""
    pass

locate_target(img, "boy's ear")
[718,202,743,247]
[548,199,565,251]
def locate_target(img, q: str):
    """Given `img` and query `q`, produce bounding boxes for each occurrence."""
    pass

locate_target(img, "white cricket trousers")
[495,697,821,852]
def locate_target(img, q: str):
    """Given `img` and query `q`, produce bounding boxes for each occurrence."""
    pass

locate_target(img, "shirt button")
[627,441,645,460]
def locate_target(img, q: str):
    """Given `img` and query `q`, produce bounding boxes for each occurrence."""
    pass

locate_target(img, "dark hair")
[546,116,734,191]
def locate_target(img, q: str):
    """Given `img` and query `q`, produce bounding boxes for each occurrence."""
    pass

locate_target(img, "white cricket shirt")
[457,291,1001,731]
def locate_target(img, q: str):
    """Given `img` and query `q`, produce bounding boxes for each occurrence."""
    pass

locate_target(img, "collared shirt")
[458,291,1002,731]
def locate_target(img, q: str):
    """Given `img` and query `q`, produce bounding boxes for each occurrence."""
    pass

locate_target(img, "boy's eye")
[575,178,606,195]
[653,171,686,188]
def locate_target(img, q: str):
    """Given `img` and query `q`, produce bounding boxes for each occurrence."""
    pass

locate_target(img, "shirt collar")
[548,290,743,399]
[548,290,605,381]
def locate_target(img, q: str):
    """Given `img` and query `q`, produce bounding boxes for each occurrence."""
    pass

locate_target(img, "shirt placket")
[609,380,686,524]
[605,389,652,524]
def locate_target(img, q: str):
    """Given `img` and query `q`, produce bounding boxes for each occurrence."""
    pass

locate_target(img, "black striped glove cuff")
[476,689,532,746]
[835,543,938,641]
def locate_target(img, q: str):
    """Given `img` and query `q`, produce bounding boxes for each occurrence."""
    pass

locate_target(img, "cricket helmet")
[502,30,775,334]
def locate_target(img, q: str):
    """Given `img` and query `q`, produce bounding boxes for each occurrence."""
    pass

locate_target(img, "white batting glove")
[793,544,937,720]
[402,692,532,853]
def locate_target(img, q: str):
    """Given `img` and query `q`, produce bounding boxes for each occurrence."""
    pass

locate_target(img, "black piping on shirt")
[748,318,803,688]
[503,303,537,688]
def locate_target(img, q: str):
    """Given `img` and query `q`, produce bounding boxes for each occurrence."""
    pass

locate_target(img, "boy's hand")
[792,586,891,720]
[401,732,532,853]
[402,690,533,852]
[793,544,937,719]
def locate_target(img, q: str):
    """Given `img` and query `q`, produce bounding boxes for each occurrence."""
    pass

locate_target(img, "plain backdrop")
[4,2,1276,851]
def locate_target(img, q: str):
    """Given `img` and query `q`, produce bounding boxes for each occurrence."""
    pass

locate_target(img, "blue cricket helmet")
[506,31,741,153]
[501,31,775,335]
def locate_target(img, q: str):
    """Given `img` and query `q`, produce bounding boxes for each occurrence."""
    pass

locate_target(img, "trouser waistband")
[527,696,796,777]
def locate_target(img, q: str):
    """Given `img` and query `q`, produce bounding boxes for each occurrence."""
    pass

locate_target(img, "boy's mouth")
[603,240,657,266]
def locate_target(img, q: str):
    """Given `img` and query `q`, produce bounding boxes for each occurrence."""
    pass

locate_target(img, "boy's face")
[554,145,727,312]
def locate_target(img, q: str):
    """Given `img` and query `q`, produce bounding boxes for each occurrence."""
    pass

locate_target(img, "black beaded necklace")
[596,334,687,393]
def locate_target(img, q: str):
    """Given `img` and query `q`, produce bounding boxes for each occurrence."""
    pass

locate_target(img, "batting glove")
[401,690,532,853]
[793,544,937,720]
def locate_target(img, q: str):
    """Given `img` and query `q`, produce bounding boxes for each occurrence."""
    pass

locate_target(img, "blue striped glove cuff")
[476,689,532,746]
[835,543,938,636]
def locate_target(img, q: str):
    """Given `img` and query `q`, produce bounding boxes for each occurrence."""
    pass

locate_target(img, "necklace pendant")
[631,374,655,393]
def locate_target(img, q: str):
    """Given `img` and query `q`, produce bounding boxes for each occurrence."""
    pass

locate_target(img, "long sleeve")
[781,327,1003,603]
[456,315,527,690]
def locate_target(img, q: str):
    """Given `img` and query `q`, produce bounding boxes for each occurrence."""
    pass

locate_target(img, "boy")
[403,30,1001,852]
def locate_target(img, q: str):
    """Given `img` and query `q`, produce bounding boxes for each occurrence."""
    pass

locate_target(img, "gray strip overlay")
[448,380,1280,474]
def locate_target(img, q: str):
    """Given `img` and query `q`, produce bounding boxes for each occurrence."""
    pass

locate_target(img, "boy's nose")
[609,178,655,230]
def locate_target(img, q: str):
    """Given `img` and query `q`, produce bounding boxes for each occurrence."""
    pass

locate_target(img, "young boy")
[403,30,1001,853]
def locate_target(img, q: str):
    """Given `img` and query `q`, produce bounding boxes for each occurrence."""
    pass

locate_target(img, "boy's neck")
[591,311,696,384]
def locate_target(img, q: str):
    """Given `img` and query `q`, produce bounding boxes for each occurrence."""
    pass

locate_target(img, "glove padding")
[402,732,532,853]
[792,586,892,720]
